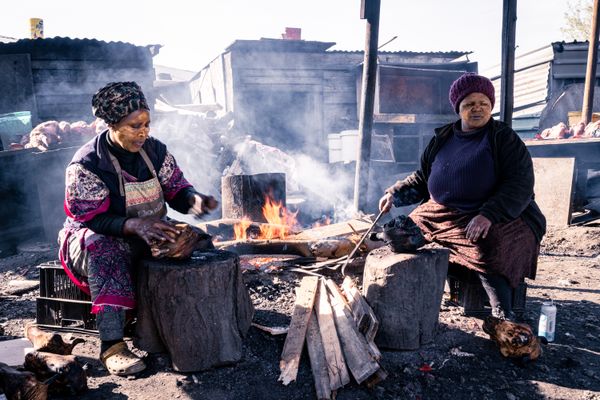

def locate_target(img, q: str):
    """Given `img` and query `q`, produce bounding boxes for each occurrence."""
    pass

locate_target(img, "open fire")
[233,196,300,240]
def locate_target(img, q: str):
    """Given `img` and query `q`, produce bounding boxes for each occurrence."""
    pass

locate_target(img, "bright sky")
[2,0,571,73]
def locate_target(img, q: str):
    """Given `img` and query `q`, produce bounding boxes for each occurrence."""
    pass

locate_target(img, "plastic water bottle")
[538,300,557,342]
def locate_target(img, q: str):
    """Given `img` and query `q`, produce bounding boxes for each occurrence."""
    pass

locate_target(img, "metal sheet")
[0,54,37,120]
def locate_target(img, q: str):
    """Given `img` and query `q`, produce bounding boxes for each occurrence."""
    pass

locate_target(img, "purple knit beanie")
[449,72,495,113]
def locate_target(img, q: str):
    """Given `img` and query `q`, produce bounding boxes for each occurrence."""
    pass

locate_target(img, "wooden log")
[305,312,331,400]
[24,324,84,355]
[278,276,319,385]
[216,239,313,257]
[23,351,87,395]
[134,250,254,372]
[324,279,380,384]
[221,173,286,222]
[363,247,449,350]
[0,362,48,400]
[315,279,350,390]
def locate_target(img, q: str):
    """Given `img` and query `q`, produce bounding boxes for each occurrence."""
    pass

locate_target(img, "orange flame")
[233,196,299,240]
[234,217,252,240]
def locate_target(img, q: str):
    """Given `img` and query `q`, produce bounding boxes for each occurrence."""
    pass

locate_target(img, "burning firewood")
[24,324,84,355]
[0,362,48,400]
[23,351,87,395]
[482,316,542,363]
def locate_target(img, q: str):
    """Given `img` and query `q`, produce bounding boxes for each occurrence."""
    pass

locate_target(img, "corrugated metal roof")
[329,49,471,57]
[488,45,554,119]
[0,37,161,59]
[0,35,17,43]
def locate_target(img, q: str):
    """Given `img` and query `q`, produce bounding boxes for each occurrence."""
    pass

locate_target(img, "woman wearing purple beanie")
[378,72,546,321]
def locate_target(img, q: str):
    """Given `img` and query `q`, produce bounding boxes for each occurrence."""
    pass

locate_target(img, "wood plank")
[315,279,350,390]
[306,312,332,400]
[341,277,380,342]
[278,276,319,385]
[324,279,380,384]
[341,277,381,361]
[290,217,374,241]
[532,157,576,226]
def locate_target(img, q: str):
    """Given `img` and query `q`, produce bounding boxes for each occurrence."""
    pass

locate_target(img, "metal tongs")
[341,209,385,276]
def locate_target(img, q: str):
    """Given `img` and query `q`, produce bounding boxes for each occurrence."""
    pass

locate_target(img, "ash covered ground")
[1,225,600,400]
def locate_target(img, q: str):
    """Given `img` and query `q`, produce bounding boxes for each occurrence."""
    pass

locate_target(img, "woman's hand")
[465,215,492,242]
[123,217,180,246]
[188,193,219,217]
[378,193,394,213]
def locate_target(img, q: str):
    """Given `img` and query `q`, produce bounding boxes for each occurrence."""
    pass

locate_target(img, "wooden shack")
[189,38,476,169]
[0,37,159,253]
[0,37,158,124]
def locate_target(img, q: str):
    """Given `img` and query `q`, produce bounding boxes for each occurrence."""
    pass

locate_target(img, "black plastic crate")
[36,260,97,332]
[39,260,91,301]
[447,263,526,318]
[36,297,96,331]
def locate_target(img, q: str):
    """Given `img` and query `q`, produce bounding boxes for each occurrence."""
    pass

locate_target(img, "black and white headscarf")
[91,81,149,125]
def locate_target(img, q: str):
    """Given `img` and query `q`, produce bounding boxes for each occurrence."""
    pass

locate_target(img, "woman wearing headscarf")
[58,81,218,376]
[379,72,546,321]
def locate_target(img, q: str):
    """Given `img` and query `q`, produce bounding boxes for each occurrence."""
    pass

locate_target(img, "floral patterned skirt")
[59,225,146,313]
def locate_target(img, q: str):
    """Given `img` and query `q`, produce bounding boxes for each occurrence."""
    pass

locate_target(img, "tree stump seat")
[134,250,253,372]
[362,247,449,350]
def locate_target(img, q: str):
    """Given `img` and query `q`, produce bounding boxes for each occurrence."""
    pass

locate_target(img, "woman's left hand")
[188,193,219,217]
[465,214,492,242]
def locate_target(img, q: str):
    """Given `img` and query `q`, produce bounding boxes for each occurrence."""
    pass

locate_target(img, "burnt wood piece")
[24,324,85,355]
[216,239,313,257]
[279,276,319,385]
[23,351,87,395]
[324,279,380,384]
[221,173,286,222]
[315,279,350,390]
[305,312,332,400]
[340,277,380,360]
[362,247,449,350]
[134,250,254,372]
[0,362,48,400]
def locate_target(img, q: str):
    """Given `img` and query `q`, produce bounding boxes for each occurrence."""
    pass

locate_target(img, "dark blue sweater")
[427,121,496,211]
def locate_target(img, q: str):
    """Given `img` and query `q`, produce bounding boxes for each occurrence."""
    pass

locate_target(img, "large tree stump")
[221,173,286,222]
[362,247,449,350]
[134,250,254,372]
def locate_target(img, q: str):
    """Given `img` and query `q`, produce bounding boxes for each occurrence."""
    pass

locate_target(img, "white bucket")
[327,133,342,163]
[340,129,359,162]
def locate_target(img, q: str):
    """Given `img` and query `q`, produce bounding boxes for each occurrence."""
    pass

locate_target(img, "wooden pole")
[499,0,517,126]
[354,0,381,212]
[582,0,600,124]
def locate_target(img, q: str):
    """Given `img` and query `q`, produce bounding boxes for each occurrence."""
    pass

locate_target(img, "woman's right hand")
[378,192,394,213]
[123,217,180,246]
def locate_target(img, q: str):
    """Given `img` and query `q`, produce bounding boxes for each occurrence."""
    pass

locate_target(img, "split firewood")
[315,279,350,391]
[23,351,87,395]
[323,279,380,384]
[25,324,85,355]
[0,362,48,400]
[341,277,380,345]
[305,312,331,400]
[278,276,319,385]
